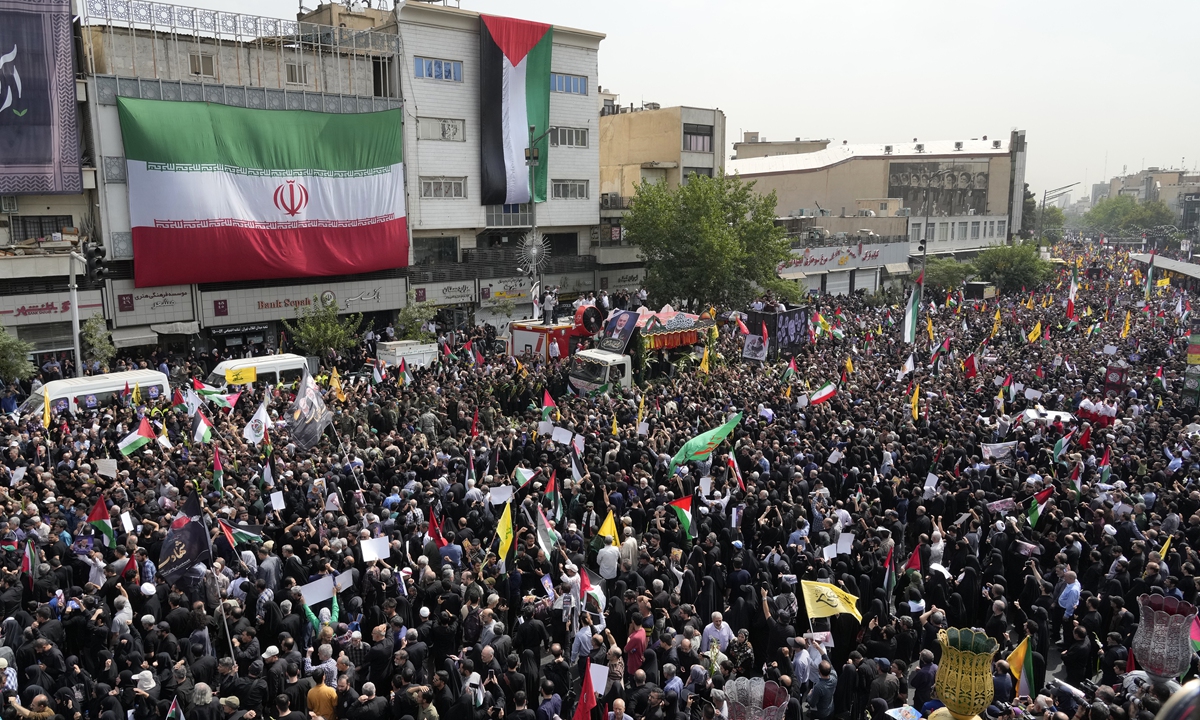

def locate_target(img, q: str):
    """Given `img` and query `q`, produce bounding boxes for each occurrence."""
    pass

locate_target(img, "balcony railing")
[408,250,596,284]
[600,195,632,210]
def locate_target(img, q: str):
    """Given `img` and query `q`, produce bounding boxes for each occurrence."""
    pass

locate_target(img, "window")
[189,52,215,78]
[683,167,713,184]
[285,61,307,85]
[925,224,935,242]
[420,177,466,199]
[683,123,713,153]
[986,221,995,238]
[880,203,889,211]
[417,117,465,142]
[971,221,981,239]
[910,223,922,242]
[11,215,73,242]
[413,237,458,265]
[958,222,968,241]
[938,223,949,241]
[997,220,1007,237]
[552,180,589,199]
[485,204,531,227]
[550,72,587,95]
[549,127,588,148]
[372,57,394,98]
[414,57,462,82]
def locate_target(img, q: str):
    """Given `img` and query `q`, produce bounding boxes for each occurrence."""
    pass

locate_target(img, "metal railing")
[600,195,632,210]
[78,0,400,98]
[785,234,910,249]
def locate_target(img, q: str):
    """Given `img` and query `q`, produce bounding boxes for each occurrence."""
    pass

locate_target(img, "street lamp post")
[525,124,552,319]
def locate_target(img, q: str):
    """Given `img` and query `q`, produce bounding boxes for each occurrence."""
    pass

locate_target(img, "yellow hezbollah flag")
[497,501,515,571]
[637,393,646,426]
[911,384,920,421]
[992,308,1002,337]
[845,356,854,374]
[599,509,621,548]
[926,315,935,342]
[784,385,791,399]
[1157,277,1171,287]
[1027,322,1042,343]
[698,345,710,375]
[800,580,862,622]
[612,414,619,436]
[132,384,142,403]
[225,367,257,385]
[42,393,50,429]
[1121,310,1131,339]
[1160,535,1171,557]
[330,367,346,402]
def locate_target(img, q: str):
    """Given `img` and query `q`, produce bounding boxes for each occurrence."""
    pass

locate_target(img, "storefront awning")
[884,262,912,275]
[150,321,200,335]
[779,267,807,280]
[111,326,159,348]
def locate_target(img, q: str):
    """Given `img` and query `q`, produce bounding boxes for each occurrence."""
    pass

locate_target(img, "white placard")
[836,533,854,555]
[1103,345,1118,355]
[1024,388,1044,400]
[489,485,513,505]
[270,491,286,511]
[297,575,336,606]
[551,427,573,445]
[537,421,553,436]
[637,422,649,436]
[700,478,712,497]
[1013,382,1025,392]
[95,459,117,479]
[573,434,585,455]
[121,512,134,534]
[925,473,939,489]
[822,544,837,560]
[334,572,356,591]
[993,376,1005,387]
[590,663,610,695]
[9,466,25,486]
[360,536,390,563]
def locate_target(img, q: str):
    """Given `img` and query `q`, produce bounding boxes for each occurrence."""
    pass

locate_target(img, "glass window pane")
[453,62,462,81]
[414,57,422,77]
[433,60,442,80]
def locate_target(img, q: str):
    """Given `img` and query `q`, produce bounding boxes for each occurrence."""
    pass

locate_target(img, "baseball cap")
[262,646,279,660]
[219,697,240,710]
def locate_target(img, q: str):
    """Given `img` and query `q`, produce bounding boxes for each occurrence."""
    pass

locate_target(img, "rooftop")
[728,138,1012,176]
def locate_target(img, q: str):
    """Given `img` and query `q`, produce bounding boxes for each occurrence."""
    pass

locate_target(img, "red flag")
[1126,647,1136,674]
[915,270,924,285]
[963,354,977,379]
[1078,426,1091,449]
[429,507,448,549]
[471,408,479,438]
[1001,374,1013,388]
[1066,298,1075,320]
[1035,365,1044,379]
[573,659,597,720]
[736,317,749,335]
[122,555,138,579]
[762,321,769,342]
[903,545,922,572]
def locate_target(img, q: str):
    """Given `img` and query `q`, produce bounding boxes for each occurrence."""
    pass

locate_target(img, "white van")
[205,354,315,387]
[19,369,170,415]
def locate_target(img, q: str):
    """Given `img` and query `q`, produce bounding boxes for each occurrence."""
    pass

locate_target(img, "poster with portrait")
[287,370,332,450]
[742,333,768,362]
[597,310,639,353]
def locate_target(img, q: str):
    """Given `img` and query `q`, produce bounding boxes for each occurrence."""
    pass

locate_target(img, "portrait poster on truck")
[742,334,769,361]
[597,310,639,353]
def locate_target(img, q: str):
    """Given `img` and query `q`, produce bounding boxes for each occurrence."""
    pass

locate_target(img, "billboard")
[0,0,81,194]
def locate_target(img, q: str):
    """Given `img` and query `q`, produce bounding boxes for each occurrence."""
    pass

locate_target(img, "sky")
[187,0,1200,201]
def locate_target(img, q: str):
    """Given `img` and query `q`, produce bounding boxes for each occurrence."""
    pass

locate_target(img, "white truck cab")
[568,349,632,392]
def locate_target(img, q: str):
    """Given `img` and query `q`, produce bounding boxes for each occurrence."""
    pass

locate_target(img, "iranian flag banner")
[479,15,553,205]
[117,97,408,287]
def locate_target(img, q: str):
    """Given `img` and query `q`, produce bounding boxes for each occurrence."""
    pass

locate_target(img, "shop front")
[412,280,477,333]
[0,291,104,373]
[106,279,198,353]
[477,276,535,329]
[198,278,408,355]
[544,271,596,303]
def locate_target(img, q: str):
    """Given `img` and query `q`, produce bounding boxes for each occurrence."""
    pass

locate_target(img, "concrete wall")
[599,106,724,197]
[734,139,830,159]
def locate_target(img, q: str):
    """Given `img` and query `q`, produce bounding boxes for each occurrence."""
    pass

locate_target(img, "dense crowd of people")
[0,247,1194,720]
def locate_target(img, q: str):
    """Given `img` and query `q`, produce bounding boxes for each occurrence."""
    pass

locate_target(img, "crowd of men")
[0,247,1192,720]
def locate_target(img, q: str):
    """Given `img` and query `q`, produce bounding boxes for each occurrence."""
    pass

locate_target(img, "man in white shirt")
[597,540,620,580]
[701,611,734,651]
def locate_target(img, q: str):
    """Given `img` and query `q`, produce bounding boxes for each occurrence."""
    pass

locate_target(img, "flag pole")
[329,425,365,491]
[217,599,237,661]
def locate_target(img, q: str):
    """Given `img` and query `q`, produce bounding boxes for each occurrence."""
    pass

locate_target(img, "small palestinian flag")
[1069,463,1082,499]
[781,357,797,383]
[1053,430,1074,463]
[399,358,413,385]
[534,506,560,559]
[1099,446,1112,484]
[903,545,921,574]
[119,417,158,456]
[192,411,214,444]
[171,389,186,411]
[219,518,264,547]
[463,340,476,365]
[809,381,837,405]
[1028,487,1053,528]
[930,337,951,366]
[515,467,538,487]
[545,470,563,522]
[209,392,241,411]
[1155,366,1167,389]
[541,389,557,420]
[212,446,225,495]
[166,697,184,720]
[669,496,695,538]
[88,496,114,547]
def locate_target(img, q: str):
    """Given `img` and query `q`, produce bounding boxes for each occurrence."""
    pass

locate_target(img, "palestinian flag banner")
[902,271,924,344]
[1053,430,1074,463]
[212,445,225,494]
[545,470,564,521]
[192,411,214,444]
[88,497,115,547]
[903,545,921,574]
[171,389,186,411]
[1028,487,1053,528]
[534,506,560,559]
[781,358,797,382]
[578,566,606,610]
[669,496,696,538]
[809,381,837,405]
[398,359,413,385]
[515,466,538,487]
[116,97,408,287]
[119,417,158,456]
[479,16,553,205]
[218,519,264,548]
[166,698,184,720]
[541,389,557,420]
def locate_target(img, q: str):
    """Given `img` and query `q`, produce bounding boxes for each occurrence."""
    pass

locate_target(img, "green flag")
[667,413,743,477]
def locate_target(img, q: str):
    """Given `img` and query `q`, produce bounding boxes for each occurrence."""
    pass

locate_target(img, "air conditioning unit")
[607,192,620,202]
[884,145,893,154]
[0,196,16,213]
[954,141,964,151]
[914,143,925,153]
[992,140,1002,149]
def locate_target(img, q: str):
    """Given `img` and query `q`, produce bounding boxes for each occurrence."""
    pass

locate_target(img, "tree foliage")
[80,315,116,370]
[922,257,975,291]
[1083,196,1176,235]
[282,296,370,360]
[971,244,1053,294]
[0,326,34,382]
[1036,205,1066,241]
[395,289,438,342]
[624,173,797,310]
[1019,184,1037,238]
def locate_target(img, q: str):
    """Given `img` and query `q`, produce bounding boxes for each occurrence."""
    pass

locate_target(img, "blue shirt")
[1059,580,1081,617]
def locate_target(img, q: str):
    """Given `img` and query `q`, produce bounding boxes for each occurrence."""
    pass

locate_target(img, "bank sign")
[776,242,909,275]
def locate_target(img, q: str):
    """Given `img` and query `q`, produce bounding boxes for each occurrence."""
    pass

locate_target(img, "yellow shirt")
[308,683,339,720]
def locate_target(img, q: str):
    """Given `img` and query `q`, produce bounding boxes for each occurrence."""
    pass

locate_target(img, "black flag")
[287,370,332,451]
[158,520,211,583]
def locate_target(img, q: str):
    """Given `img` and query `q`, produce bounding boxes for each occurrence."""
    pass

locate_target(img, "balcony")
[600,194,632,210]
[407,249,596,284]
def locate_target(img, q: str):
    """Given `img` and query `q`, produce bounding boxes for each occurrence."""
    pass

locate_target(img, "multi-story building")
[596,95,725,282]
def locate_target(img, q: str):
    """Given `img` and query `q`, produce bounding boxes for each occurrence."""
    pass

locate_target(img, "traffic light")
[84,242,108,282]
[917,233,926,253]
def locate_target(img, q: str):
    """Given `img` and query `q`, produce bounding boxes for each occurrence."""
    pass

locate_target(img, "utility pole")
[525,124,551,318]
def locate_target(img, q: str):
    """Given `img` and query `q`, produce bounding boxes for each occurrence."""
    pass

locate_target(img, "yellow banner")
[226,367,257,384]
[1157,278,1171,287]
[801,580,862,621]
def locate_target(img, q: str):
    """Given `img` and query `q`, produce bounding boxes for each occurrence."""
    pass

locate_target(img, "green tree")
[624,172,797,310]
[972,244,1053,294]
[1036,205,1066,241]
[922,257,975,291]
[80,315,116,370]
[0,326,34,381]
[1083,196,1176,235]
[394,289,438,341]
[282,296,370,360]
[1020,184,1038,238]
